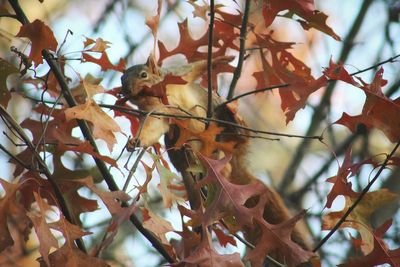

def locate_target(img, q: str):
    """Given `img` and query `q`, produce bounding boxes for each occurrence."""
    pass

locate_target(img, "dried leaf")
[16,19,58,65]
[323,189,397,254]
[0,58,18,108]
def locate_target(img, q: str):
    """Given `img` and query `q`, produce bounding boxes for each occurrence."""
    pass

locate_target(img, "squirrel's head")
[121,55,160,97]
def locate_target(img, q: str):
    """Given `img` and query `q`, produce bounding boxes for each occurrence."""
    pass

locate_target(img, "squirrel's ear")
[145,53,158,73]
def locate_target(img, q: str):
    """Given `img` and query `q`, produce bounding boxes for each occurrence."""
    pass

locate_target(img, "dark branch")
[227,0,251,100]
[206,0,215,121]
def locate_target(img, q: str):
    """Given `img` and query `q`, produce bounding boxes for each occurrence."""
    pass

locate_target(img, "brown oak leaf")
[16,19,58,65]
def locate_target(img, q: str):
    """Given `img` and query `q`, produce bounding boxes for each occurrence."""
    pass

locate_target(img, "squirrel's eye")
[140,71,148,78]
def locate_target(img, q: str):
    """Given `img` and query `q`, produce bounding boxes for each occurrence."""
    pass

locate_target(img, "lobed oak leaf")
[113,102,140,137]
[0,58,19,108]
[157,18,230,63]
[145,0,162,41]
[82,52,125,72]
[261,0,340,40]
[325,63,400,143]
[322,189,398,254]
[0,179,31,253]
[172,208,202,258]
[182,226,244,267]
[40,243,110,267]
[188,1,208,20]
[157,19,208,62]
[254,34,328,123]
[246,210,314,267]
[54,177,99,226]
[16,19,58,65]
[174,121,236,157]
[142,207,174,246]
[65,101,120,151]
[339,219,400,267]
[196,155,266,227]
[79,177,136,252]
[27,192,59,267]
[134,162,154,198]
[212,227,237,248]
[155,160,185,208]
[83,37,111,53]
[64,78,121,151]
[325,148,360,209]
[83,177,131,216]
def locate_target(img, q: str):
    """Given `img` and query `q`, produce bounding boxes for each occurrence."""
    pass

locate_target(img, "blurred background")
[1,0,400,266]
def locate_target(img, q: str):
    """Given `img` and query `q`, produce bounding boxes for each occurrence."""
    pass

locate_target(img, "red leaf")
[213,227,237,248]
[246,209,315,267]
[254,34,328,123]
[262,0,340,40]
[182,226,244,267]
[324,62,400,143]
[16,19,58,65]
[325,148,360,208]
[82,52,125,72]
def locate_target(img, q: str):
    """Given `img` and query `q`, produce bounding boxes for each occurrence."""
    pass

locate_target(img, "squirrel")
[120,56,312,264]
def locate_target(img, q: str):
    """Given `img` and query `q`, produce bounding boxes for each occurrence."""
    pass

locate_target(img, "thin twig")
[313,139,400,252]
[103,104,322,140]
[227,0,251,100]
[123,148,146,192]
[221,83,290,106]
[0,143,31,170]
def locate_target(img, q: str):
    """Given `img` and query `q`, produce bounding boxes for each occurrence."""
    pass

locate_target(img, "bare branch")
[227,0,251,100]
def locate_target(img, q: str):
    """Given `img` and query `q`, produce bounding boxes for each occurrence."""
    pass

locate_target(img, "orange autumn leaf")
[174,120,236,157]
[16,19,58,65]
[64,77,121,151]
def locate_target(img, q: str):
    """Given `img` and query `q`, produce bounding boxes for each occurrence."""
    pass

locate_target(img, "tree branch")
[227,0,251,100]
[206,0,215,121]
